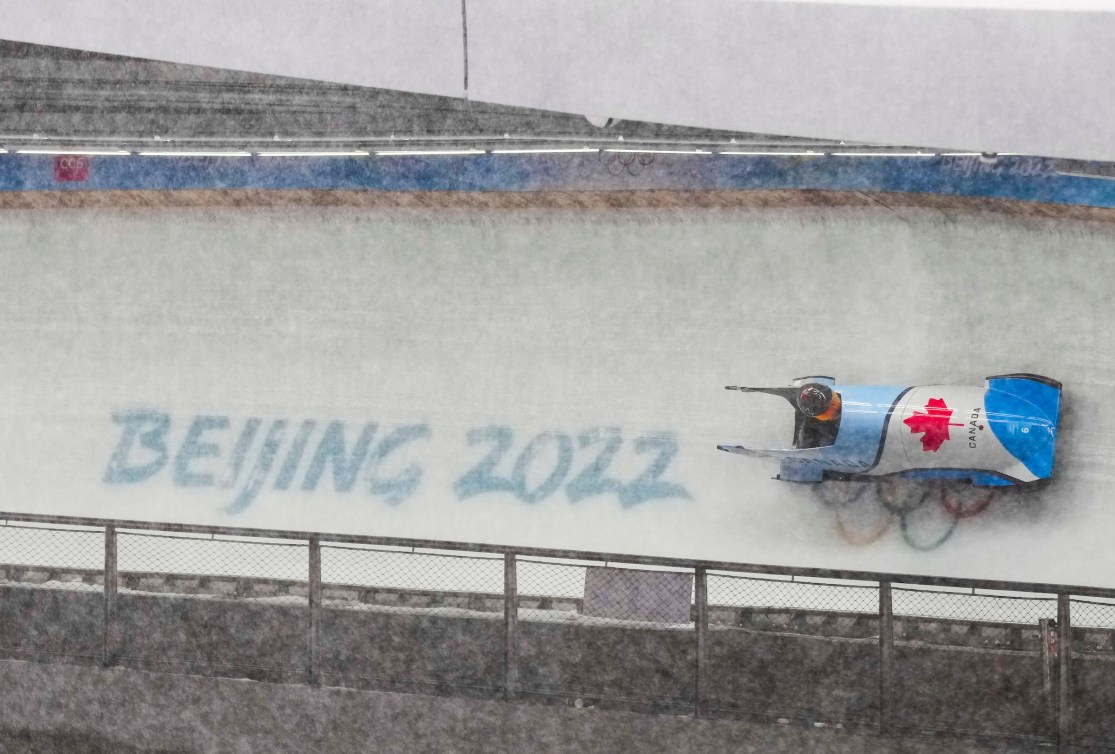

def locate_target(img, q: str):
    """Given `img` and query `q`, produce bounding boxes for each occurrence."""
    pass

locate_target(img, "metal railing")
[1,510,1113,751]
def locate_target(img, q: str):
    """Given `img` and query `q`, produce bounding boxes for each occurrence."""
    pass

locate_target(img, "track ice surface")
[0,205,1112,587]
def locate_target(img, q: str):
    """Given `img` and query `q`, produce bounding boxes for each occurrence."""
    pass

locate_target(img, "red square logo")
[54,155,90,182]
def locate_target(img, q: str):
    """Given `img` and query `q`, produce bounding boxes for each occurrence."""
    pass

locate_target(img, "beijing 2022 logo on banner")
[103,411,691,514]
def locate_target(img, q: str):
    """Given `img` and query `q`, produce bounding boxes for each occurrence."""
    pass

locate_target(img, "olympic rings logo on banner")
[600,151,656,176]
[56,156,88,170]
[53,154,91,182]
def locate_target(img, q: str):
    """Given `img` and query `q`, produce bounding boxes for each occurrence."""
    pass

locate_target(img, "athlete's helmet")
[796,383,833,417]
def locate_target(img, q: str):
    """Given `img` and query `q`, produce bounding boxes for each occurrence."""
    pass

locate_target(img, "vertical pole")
[1057,593,1072,752]
[308,535,321,687]
[1039,618,1054,733]
[879,581,894,735]
[695,566,708,718]
[504,553,518,702]
[460,0,469,92]
[103,524,117,668]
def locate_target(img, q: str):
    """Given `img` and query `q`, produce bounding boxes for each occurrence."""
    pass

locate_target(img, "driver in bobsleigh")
[795,383,841,448]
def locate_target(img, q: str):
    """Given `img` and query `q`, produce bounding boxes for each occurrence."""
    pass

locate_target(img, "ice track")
[1,203,1113,587]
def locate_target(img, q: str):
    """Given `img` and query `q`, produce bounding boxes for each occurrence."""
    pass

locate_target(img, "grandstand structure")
[0,40,964,157]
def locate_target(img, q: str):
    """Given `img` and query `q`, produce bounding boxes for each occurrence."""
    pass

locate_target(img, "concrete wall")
[0,657,1006,754]
[1073,658,1115,746]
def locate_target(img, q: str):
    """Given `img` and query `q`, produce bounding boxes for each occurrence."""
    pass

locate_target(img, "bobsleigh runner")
[717,374,1061,488]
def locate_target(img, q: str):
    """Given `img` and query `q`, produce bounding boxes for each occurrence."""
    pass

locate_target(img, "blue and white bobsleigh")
[717,374,1061,486]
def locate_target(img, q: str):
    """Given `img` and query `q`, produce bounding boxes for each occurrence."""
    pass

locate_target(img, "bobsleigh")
[717,374,1061,486]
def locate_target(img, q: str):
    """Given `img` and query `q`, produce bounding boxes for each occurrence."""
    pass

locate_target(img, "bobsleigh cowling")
[717,373,1061,486]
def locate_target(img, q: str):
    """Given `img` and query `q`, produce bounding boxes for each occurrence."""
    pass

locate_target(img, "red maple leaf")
[903,397,964,452]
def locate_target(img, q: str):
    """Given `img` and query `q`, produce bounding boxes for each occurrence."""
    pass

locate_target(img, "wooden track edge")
[1,188,1114,223]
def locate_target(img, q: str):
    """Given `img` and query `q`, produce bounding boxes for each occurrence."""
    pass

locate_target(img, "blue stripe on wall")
[3,152,1115,208]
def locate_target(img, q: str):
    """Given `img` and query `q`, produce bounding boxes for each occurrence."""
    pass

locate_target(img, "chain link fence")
[0,523,103,662]
[893,586,1056,631]
[2,516,1115,748]
[118,531,310,584]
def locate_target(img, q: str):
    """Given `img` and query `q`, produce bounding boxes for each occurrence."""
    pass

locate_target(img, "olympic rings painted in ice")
[815,478,1003,551]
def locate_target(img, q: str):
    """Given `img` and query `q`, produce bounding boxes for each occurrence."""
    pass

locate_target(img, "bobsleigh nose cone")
[1003,417,1055,443]
[983,374,1061,481]
[990,416,1057,480]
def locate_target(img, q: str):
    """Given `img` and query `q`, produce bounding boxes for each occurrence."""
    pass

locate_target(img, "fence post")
[102,524,117,668]
[308,535,321,687]
[879,580,894,735]
[504,553,518,702]
[1057,593,1072,752]
[695,566,708,718]
[1039,617,1055,733]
